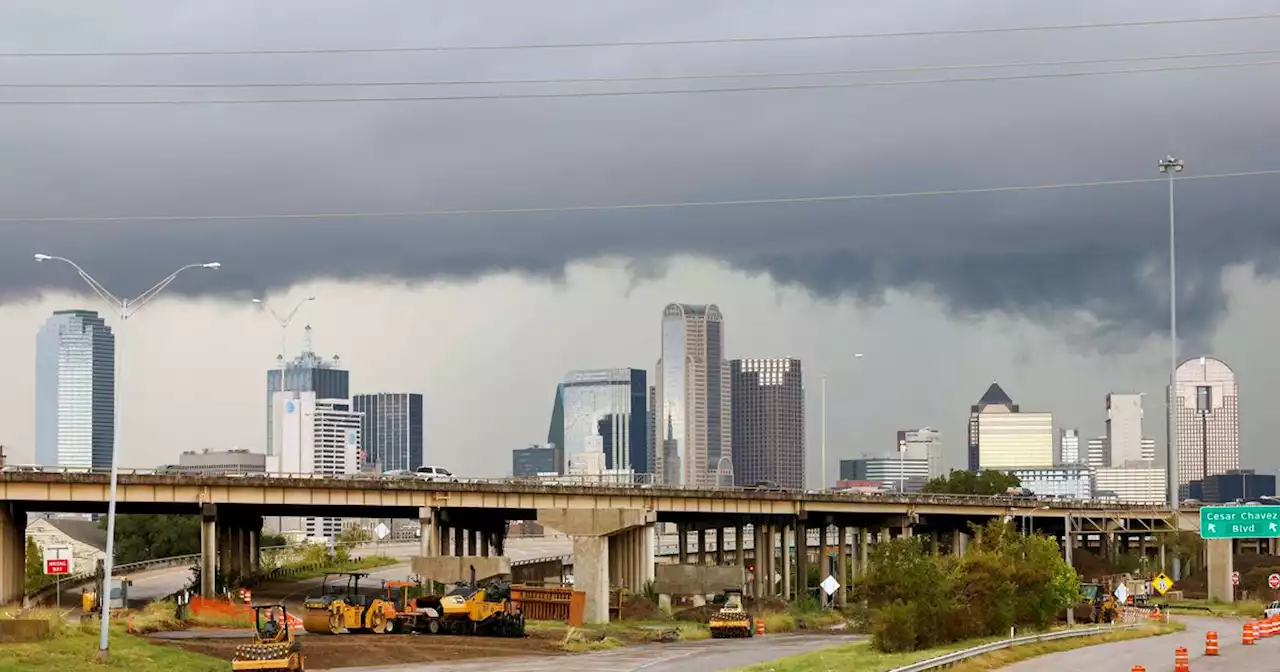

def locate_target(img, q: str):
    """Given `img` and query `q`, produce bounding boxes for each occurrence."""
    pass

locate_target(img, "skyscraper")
[731,358,804,490]
[1173,356,1240,500]
[35,310,115,470]
[897,428,944,479]
[1106,393,1146,465]
[546,383,565,474]
[270,392,361,538]
[560,368,648,473]
[968,382,1052,470]
[1059,428,1081,465]
[265,326,348,459]
[353,393,424,472]
[655,303,731,487]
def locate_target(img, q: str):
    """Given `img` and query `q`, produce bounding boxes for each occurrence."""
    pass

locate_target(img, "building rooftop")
[43,518,108,551]
[977,382,1014,406]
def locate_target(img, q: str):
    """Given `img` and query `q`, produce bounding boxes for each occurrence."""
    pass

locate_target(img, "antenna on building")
[302,324,314,354]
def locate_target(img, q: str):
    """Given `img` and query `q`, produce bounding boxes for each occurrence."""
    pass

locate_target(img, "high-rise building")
[1095,465,1167,504]
[655,303,731,487]
[165,448,266,475]
[897,428,943,479]
[1173,356,1240,500]
[512,444,558,477]
[546,383,565,475]
[35,310,115,471]
[265,326,349,459]
[353,393,424,473]
[968,383,1052,469]
[560,369,648,473]
[838,457,929,493]
[1195,470,1276,503]
[1106,393,1146,465]
[647,385,657,476]
[731,358,804,490]
[1008,466,1093,499]
[1059,429,1081,465]
[269,392,362,538]
[1086,437,1109,469]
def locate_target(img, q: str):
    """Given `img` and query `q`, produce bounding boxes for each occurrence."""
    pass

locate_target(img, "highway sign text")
[42,544,72,575]
[1199,506,1280,539]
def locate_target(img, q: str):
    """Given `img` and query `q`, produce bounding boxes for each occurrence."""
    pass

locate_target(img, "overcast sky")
[2,0,1279,484]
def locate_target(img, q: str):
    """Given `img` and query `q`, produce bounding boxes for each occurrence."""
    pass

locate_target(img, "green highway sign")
[1200,505,1280,539]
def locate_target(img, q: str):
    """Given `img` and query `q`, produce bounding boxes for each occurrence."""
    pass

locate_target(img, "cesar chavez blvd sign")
[1200,505,1280,540]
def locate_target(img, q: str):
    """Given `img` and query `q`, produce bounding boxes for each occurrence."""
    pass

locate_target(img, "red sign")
[1232,571,1240,586]
[1269,573,1280,590]
[44,558,70,575]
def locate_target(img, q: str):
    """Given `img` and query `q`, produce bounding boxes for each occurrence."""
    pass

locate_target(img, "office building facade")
[35,310,115,470]
[1059,429,1081,465]
[560,368,648,473]
[969,383,1052,469]
[1095,466,1168,504]
[1196,471,1276,503]
[838,457,929,493]
[731,358,804,490]
[168,448,266,475]
[269,392,362,538]
[1173,357,1240,500]
[1106,393,1146,465]
[546,383,565,475]
[512,444,558,477]
[265,328,349,459]
[898,427,943,479]
[1009,466,1093,499]
[1086,437,1109,469]
[968,383,1019,471]
[353,393,424,473]
[655,303,731,487]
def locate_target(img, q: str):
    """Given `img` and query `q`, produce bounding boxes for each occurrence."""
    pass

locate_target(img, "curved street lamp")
[251,296,317,364]
[34,253,218,660]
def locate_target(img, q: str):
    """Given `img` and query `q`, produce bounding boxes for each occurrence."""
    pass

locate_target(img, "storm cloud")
[3,0,1278,345]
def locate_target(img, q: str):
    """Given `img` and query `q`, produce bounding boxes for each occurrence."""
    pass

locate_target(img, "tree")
[24,537,45,592]
[261,533,288,549]
[101,514,201,564]
[922,469,1022,496]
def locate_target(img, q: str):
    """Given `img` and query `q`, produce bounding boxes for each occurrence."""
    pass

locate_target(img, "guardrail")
[887,624,1140,672]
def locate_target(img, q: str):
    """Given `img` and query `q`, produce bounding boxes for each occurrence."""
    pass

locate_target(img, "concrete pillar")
[861,529,871,574]
[481,531,491,558]
[454,527,464,558]
[751,524,764,597]
[573,535,610,624]
[0,505,25,605]
[715,527,725,565]
[201,505,217,597]
[466,530,477,556]
[642,524,656,586]
[419,508,436,558]
[818,525,829,581]
[677,523,689,564]
[1207,538,1234,603]
[248,525,261,576]
[795,521,808,601]
[837,526,849,609]
[697,528,707,566]
[782,525,792,600]
[900,521,913,539]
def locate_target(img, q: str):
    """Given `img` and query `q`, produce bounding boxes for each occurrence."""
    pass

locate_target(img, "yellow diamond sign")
[1152,573,1174,595]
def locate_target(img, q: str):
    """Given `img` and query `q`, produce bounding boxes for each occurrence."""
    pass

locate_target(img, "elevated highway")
[1,471,1193,621]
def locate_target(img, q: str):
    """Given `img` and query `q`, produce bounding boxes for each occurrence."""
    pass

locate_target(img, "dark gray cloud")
[2,0,1279,345]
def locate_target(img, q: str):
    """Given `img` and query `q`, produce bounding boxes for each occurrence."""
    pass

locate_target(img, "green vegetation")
[856,520,1077,653]
[264,554,398,582]
[947,621,1183,672]
[24,537,43,592]
[1163,598,1264,618]
[921,470,1021,496]
[103,515,201,565]
[0,610,223,672]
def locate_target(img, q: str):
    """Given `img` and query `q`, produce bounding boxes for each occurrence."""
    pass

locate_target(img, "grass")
[267,555,398,582]
[735,621,1182,672]
[1162,598,1264,618]
[529,619,712,650]
[0,611,224,672]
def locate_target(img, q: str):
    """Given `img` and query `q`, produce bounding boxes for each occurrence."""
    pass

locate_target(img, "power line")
[4,169,1277,224]
[1,13,1278,57]
[1,59,1276,105]
[4,48,1278,89]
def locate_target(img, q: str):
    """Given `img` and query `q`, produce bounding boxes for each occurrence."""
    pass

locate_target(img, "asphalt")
[1001,615,1258,672]
[310,633,865,672]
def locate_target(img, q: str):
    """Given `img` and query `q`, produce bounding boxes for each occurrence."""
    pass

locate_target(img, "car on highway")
[413,466,459,482]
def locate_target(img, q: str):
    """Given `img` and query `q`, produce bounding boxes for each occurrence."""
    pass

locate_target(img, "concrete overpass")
[0,471,1192,622]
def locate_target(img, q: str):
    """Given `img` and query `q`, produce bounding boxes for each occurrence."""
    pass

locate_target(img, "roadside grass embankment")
[0,610,224,672]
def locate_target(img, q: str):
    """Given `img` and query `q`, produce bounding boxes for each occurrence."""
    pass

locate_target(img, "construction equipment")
[436,578,526,637]
[708,589,754,638]
[232,605,304,672]
[1077,583,1118,624]
[301,572,394,635]
[382,580,447,635]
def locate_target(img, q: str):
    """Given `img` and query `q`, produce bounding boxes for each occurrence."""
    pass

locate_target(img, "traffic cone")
[1206,630,1219,656]
[1244,621,1256,645]
[1174,646,1189,672]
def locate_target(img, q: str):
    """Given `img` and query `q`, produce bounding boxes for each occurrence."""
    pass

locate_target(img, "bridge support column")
[837,526,849,609]
[735,523,746,584]
[480,532,490,558]
[715,527,725,565]
[453,527,463,558]
[201,505,217,597]
[696,528,706,566]
[782,524,792,600]
[418,507,437,558]
[795,521,808,601]
[466,530,477,557]
[818,525,829,583]
[1207,538,1234,603]
[751,525,764,597]
[247,520,261,576]
[677,523,689,564]
[0,504,25,605]
[537,508,654,624]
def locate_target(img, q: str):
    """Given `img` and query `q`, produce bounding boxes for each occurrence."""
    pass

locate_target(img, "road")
[1001,616,1257,672]
[124,536,572,601]
[311,633,864,672]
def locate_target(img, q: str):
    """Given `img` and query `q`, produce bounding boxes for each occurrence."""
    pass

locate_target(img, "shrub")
[872,600,918,653]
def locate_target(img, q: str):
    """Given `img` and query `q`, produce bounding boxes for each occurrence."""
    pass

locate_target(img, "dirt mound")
[157,633,561,668]
[672,605,721,623]
[618,595,667,622]
[745,596,790,614]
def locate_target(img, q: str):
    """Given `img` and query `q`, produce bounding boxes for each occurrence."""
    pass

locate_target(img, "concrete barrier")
[654,564,743,596]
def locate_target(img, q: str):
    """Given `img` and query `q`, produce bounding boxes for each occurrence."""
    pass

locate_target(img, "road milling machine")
[301,572,395,635]
[436,578,526,637]
[231,605,305,672]
[708,589,754,638]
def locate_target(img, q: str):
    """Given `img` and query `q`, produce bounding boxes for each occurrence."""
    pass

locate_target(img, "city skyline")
[655,303,731,487]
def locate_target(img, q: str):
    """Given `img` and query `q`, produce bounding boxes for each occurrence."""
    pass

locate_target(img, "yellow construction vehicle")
[708,589,754,638]
[301,572,394,635]
[232,605,304,672]
[437,579,526,637]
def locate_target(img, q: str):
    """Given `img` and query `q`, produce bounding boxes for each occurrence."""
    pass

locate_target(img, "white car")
[413,466,458,482]
[1265,601,1280,619]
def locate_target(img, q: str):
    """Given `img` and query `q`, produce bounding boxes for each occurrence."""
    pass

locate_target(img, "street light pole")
[1158,155,1184,512]
[251,296,316,365]
[34,254,218,660]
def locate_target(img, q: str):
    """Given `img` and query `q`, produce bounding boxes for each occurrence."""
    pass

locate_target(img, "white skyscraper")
[269,391,362,537]
[898,428,943,479]
[1173,357,1240,500]
[1059,429,1081,465]
[35,310,115,470]
[655,304,731,487]
[1106,393,1146,465]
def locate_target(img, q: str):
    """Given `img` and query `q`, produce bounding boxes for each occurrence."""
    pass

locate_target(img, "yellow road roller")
[301,572,394,635]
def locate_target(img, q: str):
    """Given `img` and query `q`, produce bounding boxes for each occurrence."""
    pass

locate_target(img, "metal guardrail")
[888,624,1140,672]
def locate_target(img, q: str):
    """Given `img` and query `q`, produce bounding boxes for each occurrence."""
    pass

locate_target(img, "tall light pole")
[34,254,218,660]
[1159,155,1184,513]
[821,353,862,491]
[251,296,316,365]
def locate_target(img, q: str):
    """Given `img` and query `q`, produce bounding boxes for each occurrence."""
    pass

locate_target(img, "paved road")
[1001,616,1250,672]
[312,634,864,672]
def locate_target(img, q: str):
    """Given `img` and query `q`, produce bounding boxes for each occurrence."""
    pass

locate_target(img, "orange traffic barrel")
[1245,621,1257,645]
[1206,630,1219,656]
[1131,667,1146,672]
[1174,646,1189,672]
[755,619,765,636]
